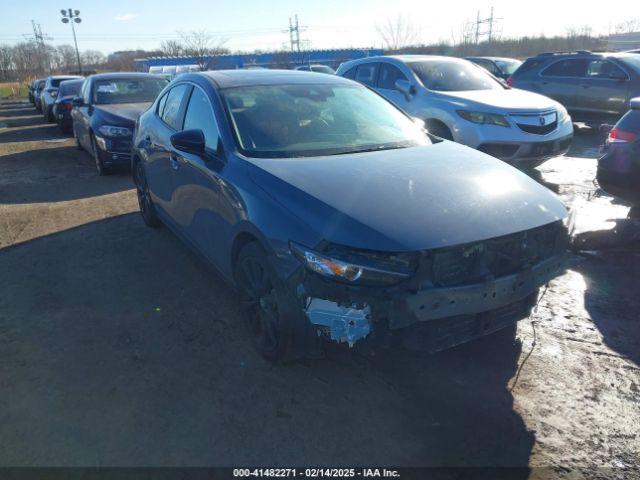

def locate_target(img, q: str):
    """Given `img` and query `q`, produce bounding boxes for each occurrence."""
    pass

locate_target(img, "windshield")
[51,77,78,88]
[617,54,640,74]
[93,78,167,105]
[495,59,522,75]
[59,81,82,97]
[409,60,503,91]
[221,83,429,158]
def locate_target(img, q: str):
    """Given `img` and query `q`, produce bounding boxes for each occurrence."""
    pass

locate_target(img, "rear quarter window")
[512,58,544,77]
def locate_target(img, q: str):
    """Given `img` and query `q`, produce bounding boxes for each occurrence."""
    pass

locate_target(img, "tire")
[91,134,110,176]
[133,160,162,228]
[234,242,312,363]
[426,120,453,140]
[45,107,54,123]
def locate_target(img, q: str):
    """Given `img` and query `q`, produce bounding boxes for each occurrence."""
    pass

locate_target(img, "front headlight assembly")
[456,110,510,127]
[290,242,417,287]
[98,125,132,137]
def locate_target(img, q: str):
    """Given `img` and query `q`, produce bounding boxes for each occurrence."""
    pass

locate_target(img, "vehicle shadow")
[0,213,533,470]
[575,251,640,367]
[0,145,132,204]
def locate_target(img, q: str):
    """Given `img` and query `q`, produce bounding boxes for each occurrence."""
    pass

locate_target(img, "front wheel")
[234,242,313,362]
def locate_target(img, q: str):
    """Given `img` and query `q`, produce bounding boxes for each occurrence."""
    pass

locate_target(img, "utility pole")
[30,20,52,74]
[284,15,306,53]
[472,7,502,44]
[60,8,82,74]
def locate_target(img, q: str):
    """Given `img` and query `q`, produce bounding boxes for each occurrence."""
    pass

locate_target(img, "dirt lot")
[0,99,638,476]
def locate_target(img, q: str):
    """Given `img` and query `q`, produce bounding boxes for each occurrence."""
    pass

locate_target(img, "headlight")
[557,106,570,123]
[456,110,510,127]
[290,242,417,286]
[98,125,132,137]
[50,91,58,98]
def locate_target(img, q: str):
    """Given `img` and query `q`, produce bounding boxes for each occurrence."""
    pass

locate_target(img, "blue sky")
[0,0,637,54]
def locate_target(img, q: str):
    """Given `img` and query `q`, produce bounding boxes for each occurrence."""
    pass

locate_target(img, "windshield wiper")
[327,144,409,156]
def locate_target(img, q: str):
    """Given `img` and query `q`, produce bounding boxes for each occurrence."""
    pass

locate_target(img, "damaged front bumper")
[300,252,568,351]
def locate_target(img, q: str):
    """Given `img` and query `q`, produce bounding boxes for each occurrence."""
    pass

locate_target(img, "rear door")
[577,59,630,120]
[538,58,588,111]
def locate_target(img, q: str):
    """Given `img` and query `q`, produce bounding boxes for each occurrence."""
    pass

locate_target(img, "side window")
[378,63,408,89]
[343,67,357,80]
[161,84,189,130]
[586,60,626,79]
[541,59,588,77]
[183,86,220,150]
[355,63,379,87]
[156,92,168,116]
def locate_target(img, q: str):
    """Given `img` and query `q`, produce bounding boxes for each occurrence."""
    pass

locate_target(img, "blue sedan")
[132,70,570,362]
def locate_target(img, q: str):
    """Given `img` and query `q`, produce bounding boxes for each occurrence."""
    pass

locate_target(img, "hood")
[439,88,560,113]
[94,102,152,123]
[55,95,76,104]
[247,142,567,252]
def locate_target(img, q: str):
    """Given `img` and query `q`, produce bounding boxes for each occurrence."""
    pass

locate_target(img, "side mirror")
[72,96,84,107]
[395,79,417,100]
[171,129,205,155]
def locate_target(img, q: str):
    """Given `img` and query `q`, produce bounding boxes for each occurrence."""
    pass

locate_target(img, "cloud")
[114,13,139,21]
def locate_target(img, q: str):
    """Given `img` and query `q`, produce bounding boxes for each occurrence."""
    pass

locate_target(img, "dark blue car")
[132,70,571,362]
[53,78,84,133]
[71,72,168,175]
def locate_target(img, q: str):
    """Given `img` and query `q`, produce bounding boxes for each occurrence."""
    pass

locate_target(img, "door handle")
[170,152,180,170]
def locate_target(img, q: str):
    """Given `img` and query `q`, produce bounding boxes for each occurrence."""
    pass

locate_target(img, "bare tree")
[375,16,420,51]
[160,39,185,57]
[0,45,14,81]
[81,50,106,68]
[179,30,229,70]
[614,19,640,34]
[56,44,77,71]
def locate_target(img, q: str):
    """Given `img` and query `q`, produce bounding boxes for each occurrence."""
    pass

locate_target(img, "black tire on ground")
[91,134,110,176]
[234,242,314,363]
[133,160,162,228]
[425,120,454,140]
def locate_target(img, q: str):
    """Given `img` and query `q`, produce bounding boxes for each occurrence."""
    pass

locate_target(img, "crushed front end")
[289,220,569,353]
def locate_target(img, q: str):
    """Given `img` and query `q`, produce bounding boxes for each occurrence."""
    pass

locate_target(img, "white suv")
[336,55,574,168]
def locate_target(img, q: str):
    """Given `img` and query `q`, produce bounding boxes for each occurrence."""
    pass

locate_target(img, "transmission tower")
[284,15,307,52]
[473,7,502,44]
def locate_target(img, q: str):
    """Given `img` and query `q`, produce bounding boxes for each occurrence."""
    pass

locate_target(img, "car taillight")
[506,76,513,86]
[608,128,638,144]
[64,103,73,111]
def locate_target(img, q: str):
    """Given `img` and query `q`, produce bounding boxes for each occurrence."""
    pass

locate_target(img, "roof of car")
[48,75,83,80]
[87,72,162,81]
[196,69,353,89]
[466,56,520,62]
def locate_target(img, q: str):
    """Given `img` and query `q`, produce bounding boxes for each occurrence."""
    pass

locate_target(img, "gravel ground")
[0,100,638,477]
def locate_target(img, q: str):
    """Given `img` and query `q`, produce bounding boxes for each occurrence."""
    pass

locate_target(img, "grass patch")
[0,82,28,99]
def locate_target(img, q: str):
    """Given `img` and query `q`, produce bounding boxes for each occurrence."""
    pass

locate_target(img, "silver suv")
[337,55,573,168]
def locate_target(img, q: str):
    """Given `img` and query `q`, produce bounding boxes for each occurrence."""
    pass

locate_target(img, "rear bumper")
[597,147,640,204]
